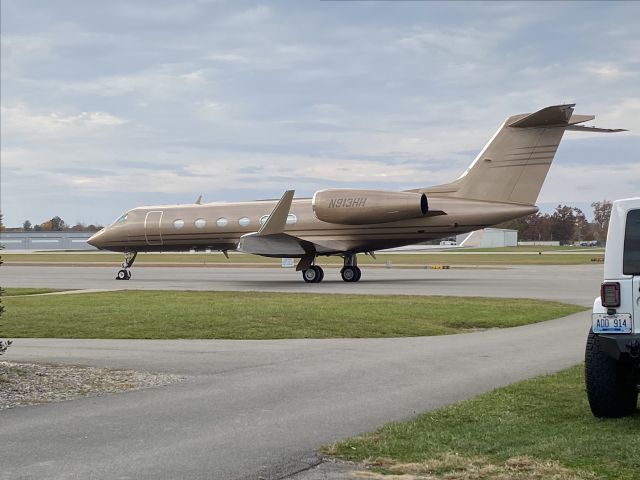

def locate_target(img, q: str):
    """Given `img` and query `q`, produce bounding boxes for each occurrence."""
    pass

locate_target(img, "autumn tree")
[523,212,553,241]
[551,205,576,245]
[591,200,613,245]
[41,216,66,231]
[573,208,592,241]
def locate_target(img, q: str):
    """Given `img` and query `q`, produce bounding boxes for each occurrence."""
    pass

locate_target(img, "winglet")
[509,104,575,128]
[257,190,295,236]
[509,104,626,132]
[195,195,203,205]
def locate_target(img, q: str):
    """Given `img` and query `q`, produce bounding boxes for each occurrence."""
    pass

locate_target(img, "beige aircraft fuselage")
[91,195,537,254]
[87,104,624,282]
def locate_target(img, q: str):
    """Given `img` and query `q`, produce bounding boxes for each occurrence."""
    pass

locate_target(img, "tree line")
[497,200,613,245]
[1,215,103,233]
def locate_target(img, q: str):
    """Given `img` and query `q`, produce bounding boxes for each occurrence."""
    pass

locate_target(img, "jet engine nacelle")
[312,189,428,225]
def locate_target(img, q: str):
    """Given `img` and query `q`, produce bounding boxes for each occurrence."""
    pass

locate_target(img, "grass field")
[327,365,639,480]
[0,291,584,339]
[462,246,604,253]
[2,249,604,266]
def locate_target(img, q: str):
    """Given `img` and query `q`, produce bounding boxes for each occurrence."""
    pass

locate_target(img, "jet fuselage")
[88,195,538,255]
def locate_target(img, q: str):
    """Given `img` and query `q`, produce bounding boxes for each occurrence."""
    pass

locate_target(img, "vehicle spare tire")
[585,329,638,418]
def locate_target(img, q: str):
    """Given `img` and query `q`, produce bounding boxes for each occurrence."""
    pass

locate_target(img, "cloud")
[224,5,271,27]
[1,1,639,227]
[1,105,126,140]
[585,62,637,81]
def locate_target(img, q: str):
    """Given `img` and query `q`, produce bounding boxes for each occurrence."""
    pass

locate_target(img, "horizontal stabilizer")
[565,125,627,133]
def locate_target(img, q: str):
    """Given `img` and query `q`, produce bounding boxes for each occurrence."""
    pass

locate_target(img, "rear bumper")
[598,334,640,363]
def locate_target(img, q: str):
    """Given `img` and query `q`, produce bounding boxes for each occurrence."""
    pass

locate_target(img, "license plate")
[592,313,633,333]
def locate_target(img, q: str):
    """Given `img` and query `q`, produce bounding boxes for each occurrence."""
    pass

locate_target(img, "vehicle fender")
[592,296,606,315]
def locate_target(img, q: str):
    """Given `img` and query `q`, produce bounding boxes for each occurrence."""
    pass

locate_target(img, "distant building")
[456,228,518,248]
[0,232,97,251]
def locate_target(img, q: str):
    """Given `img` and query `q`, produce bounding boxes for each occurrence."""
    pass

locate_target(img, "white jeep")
[585,197,640,417]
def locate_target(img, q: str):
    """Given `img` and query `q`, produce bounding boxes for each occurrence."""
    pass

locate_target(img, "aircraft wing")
[257,190,295,235]
[236,190,311,262]
[237,189,355,270]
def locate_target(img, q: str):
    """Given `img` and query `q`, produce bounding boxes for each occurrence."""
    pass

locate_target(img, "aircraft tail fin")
[423,104,625,205]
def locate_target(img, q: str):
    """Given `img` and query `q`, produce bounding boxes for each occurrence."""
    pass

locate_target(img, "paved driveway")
[0,264,596,479]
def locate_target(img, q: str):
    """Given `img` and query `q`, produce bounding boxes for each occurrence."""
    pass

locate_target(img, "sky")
[1,0,639,227]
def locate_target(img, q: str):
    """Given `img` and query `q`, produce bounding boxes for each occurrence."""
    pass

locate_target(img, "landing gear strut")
[340,253,361,282]
[116,251,137,280]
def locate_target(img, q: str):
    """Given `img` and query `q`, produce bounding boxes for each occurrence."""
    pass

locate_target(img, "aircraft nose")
[87,229,106,249]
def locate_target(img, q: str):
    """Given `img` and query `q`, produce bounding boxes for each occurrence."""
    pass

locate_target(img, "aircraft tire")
[315,266,324,283]
[116,270,128,280]
[302,268,318,283]
[341,266,357,282]
[354,267,362,282]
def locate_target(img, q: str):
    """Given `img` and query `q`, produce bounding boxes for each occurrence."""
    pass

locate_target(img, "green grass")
[3,288,68,296]
[462,245,604,253]
[327,365,639,480]
[0,291,584,339]
[2,250,604,266]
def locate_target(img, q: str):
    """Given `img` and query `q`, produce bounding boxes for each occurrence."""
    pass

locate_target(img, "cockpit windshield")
[111,213,128,226]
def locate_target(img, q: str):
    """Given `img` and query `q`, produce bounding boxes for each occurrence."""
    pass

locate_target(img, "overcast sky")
[1,0,639,227]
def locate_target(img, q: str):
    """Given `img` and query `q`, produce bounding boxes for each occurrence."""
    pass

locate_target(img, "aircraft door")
[144,211,163,246]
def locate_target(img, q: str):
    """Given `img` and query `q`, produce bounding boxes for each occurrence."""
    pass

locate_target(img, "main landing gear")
[340,253,361,282]
[116,251,137,280]
[299,253,362,283]
[302,265,324,283]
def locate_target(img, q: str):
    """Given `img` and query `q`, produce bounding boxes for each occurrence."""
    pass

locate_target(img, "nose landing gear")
[116,251,137,280]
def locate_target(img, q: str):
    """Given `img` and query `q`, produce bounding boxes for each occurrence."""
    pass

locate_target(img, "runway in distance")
[87,104,624,283]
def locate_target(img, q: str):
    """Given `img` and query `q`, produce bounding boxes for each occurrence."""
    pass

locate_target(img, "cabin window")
[173,219,185,229]
[194,218,206,229]
[216,217,228,227]
[259,213,296,226]
[238,217,251,227]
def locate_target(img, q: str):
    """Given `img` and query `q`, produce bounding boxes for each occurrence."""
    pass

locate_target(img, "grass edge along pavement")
[1,291,584,339]
[3,288,70,297]
[325,365,639,480]
[2,250,604,266]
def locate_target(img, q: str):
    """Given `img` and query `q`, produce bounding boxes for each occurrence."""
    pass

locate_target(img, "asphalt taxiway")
[0,264,600,479]
[0,263,601,306]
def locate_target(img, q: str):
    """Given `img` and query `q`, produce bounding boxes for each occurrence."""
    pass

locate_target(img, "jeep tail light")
[601,282,620,308]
